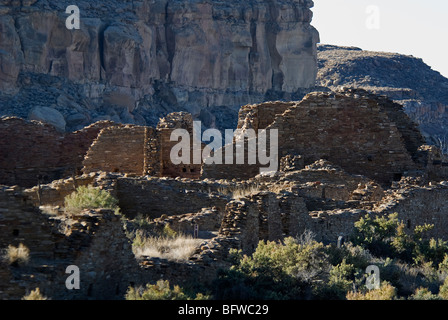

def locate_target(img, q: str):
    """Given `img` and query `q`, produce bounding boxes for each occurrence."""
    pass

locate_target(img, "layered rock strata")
[0,0,319,131]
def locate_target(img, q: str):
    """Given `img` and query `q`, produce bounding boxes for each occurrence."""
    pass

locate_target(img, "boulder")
[28,107,66,132]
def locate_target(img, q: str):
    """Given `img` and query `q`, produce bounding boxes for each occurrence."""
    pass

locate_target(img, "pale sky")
[312,0,448,78]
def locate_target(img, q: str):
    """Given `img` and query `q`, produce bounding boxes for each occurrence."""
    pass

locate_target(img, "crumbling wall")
[0,191,139,300]
[0,186,57,299]
[219,191,309,254]
[152,207,223,236]
[0,117,64,188]
[416,145,448,181]
[237,101,295,132]
[0,117,115,188]
[154,112,203,179]
[204,90,423,184]
[116,177,230,219]
[202,89,429,184]
[308,209,369,243]
[82,125,146,176]
[49,209,139,300]
[375,184,448,240]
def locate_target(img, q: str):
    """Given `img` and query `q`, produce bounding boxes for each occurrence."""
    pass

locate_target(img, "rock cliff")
[0,0,319,131]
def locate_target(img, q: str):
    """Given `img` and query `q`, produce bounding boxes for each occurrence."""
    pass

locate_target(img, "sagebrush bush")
[64,185,119,213]
[346,282,397,300]
[410,287,441,300]
[125,280,209,300]
[214,237,331,300]
[351,213,448,265]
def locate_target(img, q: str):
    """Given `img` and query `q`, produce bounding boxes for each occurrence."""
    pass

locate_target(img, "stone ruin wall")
[202,89,426,185]
[82,125,146,176]
[0,117,116,188]
[219,191,309,254]
[2,170,448,299]
[154,112,203,179]
[236,101,296,132]
[375,185,448,240]
[115,177,230,219]
[0,185,139,300]
[81,112,203,180]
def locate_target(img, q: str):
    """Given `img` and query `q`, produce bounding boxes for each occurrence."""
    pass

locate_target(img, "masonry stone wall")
[203,89,424,185]
[308,209,369,243]
[237,101,295,132]
[219,191,309,254]
[0,117,115,188]
[116,177,230,219]
[155,112,203,179]
[0,189,139,300]
[80,112,203,180]
[82,125,146,176]
[375,184,448,240]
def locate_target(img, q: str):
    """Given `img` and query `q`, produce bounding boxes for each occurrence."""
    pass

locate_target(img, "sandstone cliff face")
[0,0,319,131]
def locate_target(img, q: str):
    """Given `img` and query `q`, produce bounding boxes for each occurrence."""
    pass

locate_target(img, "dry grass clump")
[132,230,202,262]
[217,184,262,200]
[3,243,30,266]
[22,288,48,300]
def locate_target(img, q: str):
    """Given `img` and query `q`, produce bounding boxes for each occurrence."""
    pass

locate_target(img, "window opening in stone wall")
[12,229,19,237]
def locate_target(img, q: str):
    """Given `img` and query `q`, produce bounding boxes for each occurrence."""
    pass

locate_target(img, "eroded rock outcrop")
[0,0,319,131]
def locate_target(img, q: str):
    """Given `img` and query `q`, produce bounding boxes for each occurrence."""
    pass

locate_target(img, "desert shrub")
[346,281,397,300]
[22,288,48,300]
[410,287,441,300]
[351,213,400,257]
[125,280,209,300]
[3,243,30,266]
[438,254,448,275]
[351,213,448,265]
[326,242,373,270]
[438,277,448,300]
[315,259,358,300]
[214,237,330,300]
[64,185,119,213]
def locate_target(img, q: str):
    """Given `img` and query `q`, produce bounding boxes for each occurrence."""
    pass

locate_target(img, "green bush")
[64,185,119,213]
[351,213,400,257]
[351,213,448,265]
[317,259,357,300]
[214,237,330,300]
[125,280,209,300]
[346,281,397,300]
[410,287,442,300]
[438,277,448,300]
